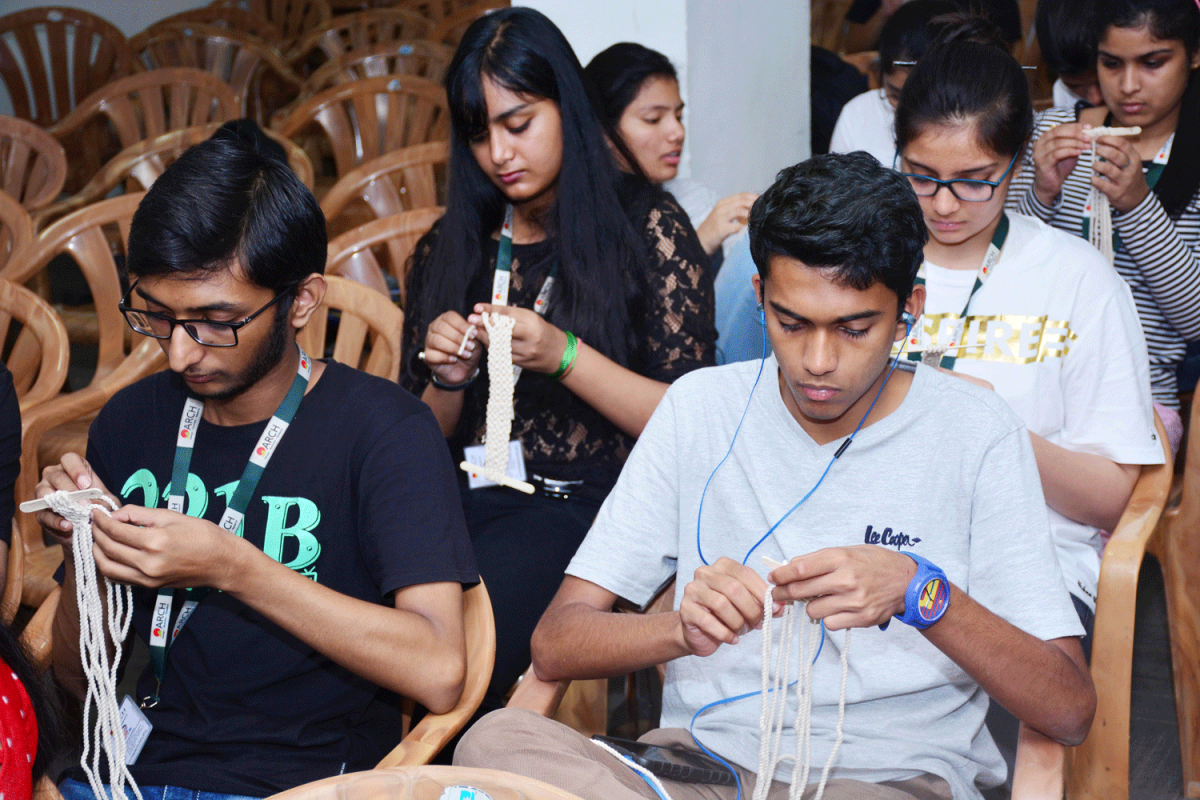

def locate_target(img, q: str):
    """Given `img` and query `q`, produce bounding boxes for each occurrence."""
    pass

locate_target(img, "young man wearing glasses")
[38,121,477,800]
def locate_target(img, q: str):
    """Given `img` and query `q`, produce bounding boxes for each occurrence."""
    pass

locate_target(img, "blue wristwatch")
[893,552,950,630]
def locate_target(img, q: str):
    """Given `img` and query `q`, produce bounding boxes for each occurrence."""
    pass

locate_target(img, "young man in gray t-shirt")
[456,153,1095,800]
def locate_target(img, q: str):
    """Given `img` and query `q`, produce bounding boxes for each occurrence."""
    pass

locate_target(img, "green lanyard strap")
[145,345,312,707]
[909,212,1010,370]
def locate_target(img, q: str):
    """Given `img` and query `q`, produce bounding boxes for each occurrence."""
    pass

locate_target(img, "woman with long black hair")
[403,7,715,713]
[1010,0,1200,451]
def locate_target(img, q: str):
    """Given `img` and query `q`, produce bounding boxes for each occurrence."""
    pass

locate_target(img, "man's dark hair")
[125,119,326,299]
[748,152,927,311]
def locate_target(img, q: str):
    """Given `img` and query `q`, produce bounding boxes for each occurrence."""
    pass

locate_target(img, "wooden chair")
[304,40,454,92]
[273,75,449,195]
[298,274,407,381]
[324,208,442,302]
[320,141,447,237]
[0,190,32,275]
[129,23,304,125]
[0,7,131,127]
[149,5,282,46]
[33,123,315,232]
[47,68,241,191]
[810,0,855,52]
[398,0,507,22]
[377,580,496,767]
[428,0,508,46]
[267,766,584,800]
[4,192,144,388]
[211,0,333,54]
[0,116,67,213]
[288,9,434,72]
[1009,412,1178,799]
[0,6,132,192]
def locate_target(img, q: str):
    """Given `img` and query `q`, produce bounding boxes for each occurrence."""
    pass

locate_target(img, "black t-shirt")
[78,360,477,797]
[0,362,19,545]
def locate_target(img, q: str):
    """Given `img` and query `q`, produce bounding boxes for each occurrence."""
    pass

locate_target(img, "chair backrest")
[49,68,242,157]
[151,5,283,46]
[428,0,507,46]
[290,9,434,70]
[33,123,315,231]
[130,23,303,123]
[3,192,143,388]
[214,0,333,51]
[297,274,405,381]
[304,40,455,93]
[375,580,496,767]
[0,6,132,127]
[0,116,67,213]
[325,208,442,303]
[811,0,854,52]
[0,276,70,411]
[274,75,449,184]
[0,190,32,275]
[321,141,448,231]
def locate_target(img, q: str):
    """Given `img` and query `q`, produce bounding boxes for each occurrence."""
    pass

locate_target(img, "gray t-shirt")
[567,357,1083,799]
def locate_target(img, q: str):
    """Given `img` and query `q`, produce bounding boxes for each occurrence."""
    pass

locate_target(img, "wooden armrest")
[18,586,61,674]
[1011,723,1065,800]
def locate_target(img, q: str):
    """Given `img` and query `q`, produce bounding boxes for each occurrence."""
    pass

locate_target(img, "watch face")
[918,577,948,622]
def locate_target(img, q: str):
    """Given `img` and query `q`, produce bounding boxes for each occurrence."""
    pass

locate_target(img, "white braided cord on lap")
[46,490,142,800]
[481,312,518,484]
[753,587,850,800]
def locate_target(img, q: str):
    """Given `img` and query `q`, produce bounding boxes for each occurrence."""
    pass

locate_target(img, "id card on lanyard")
[144,345,312,708]
[466,205,557,490]
[907,212,1009,370]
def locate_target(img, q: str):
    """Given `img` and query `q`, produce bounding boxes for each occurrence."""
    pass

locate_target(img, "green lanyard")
[909,212,1010,370]
[489,204,558,382]
[144,345,312,707]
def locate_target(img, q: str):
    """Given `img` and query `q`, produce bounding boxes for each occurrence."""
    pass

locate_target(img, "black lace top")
[403,187,717,492]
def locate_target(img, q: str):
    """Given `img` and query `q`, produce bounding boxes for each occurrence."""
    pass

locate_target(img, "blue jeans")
[59,778,262,800]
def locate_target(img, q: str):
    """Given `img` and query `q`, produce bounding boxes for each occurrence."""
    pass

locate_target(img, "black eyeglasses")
[118,281,290,347]
[894,151,1019,202]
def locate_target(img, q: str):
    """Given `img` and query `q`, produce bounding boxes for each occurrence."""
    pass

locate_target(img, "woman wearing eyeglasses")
[894,15,1161,646]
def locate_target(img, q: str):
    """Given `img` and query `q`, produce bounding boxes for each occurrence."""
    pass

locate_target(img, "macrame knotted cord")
[45,490,142,800]
[752,586,850,800]
[1085,125,1141,265]
[480,311,518,484]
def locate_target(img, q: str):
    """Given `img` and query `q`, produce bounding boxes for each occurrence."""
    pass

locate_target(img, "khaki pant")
[455,709,954,800]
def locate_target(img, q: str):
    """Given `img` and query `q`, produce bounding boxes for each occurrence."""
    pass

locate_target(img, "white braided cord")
[753,586,850,800]
[47,490,142,800]
[480,312,518,484]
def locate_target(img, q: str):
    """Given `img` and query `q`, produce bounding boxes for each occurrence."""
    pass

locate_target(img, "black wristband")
[430,368,479,392]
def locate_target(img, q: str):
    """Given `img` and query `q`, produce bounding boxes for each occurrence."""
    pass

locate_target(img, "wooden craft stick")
[20,487,104,513]
[456,326,475,357]
[459,461,535,494]
[1085,125,1141,138]
[761,556,784,569]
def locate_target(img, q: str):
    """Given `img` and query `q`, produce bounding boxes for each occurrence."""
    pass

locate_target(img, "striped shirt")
[1007,107,1200,407]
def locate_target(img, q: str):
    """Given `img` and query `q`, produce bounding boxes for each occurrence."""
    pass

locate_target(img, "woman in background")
[585,43,757,261]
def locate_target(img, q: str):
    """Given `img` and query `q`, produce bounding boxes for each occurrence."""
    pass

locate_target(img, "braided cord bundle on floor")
[45,490,142,800]
[752,587,850,800]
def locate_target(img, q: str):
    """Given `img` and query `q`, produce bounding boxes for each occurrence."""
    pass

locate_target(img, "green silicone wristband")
[550,331,578,380]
